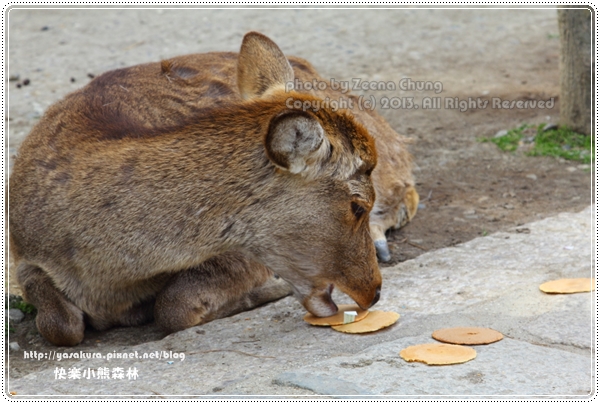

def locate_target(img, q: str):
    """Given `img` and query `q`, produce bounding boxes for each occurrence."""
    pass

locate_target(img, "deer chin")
[301,283,338,317]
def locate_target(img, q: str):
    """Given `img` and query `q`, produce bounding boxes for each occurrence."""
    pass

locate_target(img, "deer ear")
[237,32,294,100]
[265,111,327,175]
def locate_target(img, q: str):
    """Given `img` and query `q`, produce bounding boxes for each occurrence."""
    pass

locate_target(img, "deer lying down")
[10,32,383,346]
[153,41,418,333]
[152,35,418,330]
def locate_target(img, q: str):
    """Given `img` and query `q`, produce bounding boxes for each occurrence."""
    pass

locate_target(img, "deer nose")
[374,239,391,262]
[370,286,381,307]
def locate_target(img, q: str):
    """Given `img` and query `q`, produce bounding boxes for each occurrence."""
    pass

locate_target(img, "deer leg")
[117,300,155,327]
[84,299,155,331]
[85,272,171,331]
[17,262,85,347]
[155,253,292,334]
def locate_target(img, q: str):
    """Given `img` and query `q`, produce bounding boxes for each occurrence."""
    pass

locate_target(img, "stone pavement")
[8,206,594,398]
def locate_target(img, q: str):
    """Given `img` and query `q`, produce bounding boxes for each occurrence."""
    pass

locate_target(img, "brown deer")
[9,32,383,346]
[152,34,419,332]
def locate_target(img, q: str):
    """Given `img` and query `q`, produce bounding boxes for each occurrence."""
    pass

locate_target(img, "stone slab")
[273,335,593,397]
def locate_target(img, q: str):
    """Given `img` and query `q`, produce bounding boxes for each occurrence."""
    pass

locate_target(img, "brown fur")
[157,47,418,259]
[282,60,419,257]
[9,32,382,345]
[154,253,292,333]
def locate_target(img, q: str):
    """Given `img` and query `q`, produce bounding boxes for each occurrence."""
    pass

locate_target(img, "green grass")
[5,296,36,337]
[480,124,594,164]
[529,125,594,164]
[14,301,37,315]
[6,295,37,315]
[481,124,529,152]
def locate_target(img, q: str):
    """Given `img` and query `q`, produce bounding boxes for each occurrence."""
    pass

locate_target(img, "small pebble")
[87,73,95,79]
[417,203,426,210]
[526,174,537,180]
[70,77,76,83]
[23,79,30,86]
[9,342,20,351]
[463,209,476,215]
[16,83,22,88]
[566,167,577,173]
[8,309,24,323]
[504,204,515,210]
[577,164,590,170]
[9,74,19,81]
[41,26,49,31]
[494,130,508,138]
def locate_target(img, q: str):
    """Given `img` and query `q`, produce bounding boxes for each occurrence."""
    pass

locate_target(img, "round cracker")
[400,343,476,365]
[303,304,369,326]
[431,327,503,345]
[539,278,595,294]
[331,310,399,333]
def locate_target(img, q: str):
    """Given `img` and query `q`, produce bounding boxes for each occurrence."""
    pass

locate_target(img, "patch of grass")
[480,124,594,164]
[14,301,37,315]
[479,124,529,152]
[7,295,37,315]
[528,125,594,164]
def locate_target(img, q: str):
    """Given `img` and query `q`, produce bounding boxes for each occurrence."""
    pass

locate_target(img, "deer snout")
[341,265,382,311]
[352,282,381,310]
[373,239,391,262]
[370,285,381,307]
[370,223,391,262]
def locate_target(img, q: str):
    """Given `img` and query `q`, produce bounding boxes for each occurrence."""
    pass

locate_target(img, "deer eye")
[351,202,366,220]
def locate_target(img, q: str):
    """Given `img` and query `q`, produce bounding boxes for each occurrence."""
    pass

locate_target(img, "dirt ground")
[383,101,593,266]
[6,7,593,379]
